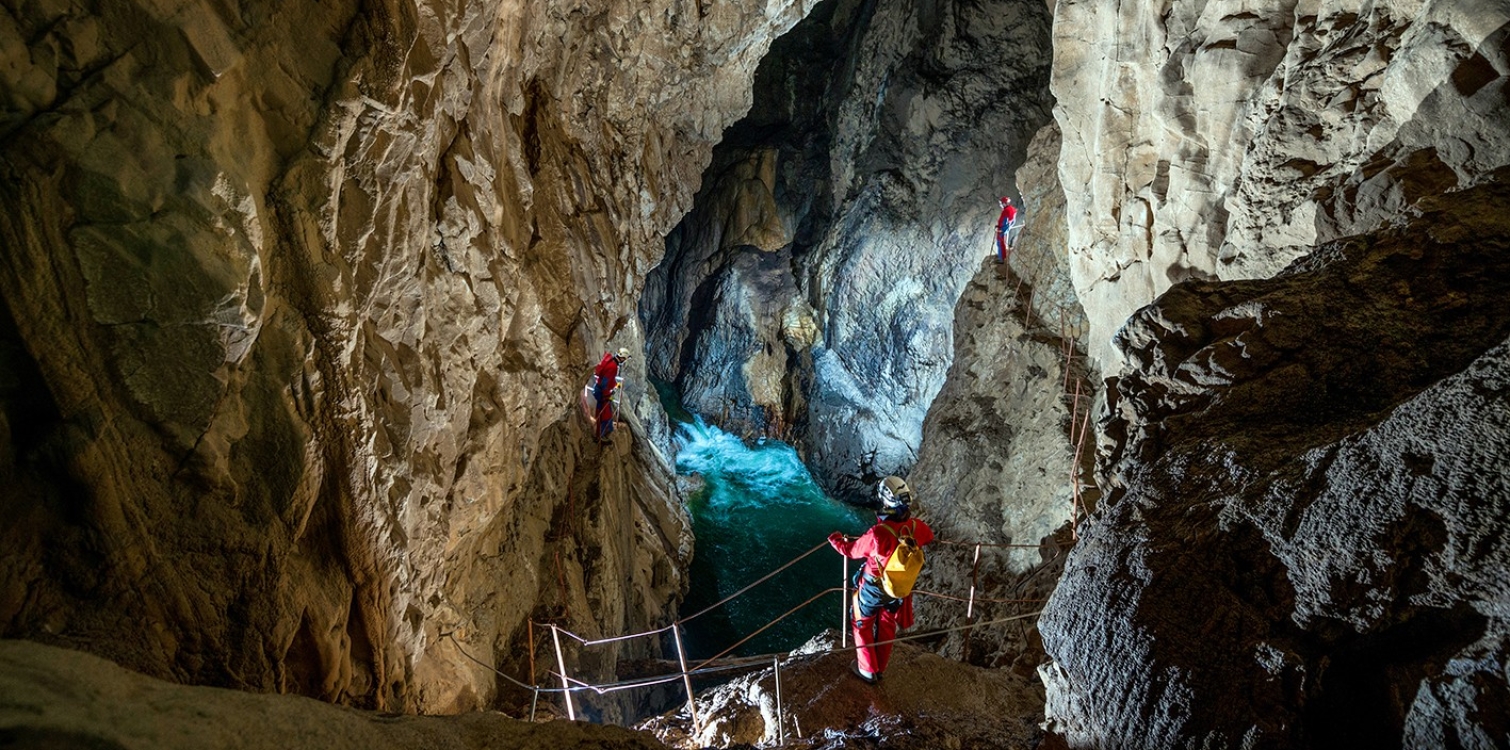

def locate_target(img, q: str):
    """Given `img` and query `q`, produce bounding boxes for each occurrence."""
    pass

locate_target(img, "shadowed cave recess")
[2,0,1510,748]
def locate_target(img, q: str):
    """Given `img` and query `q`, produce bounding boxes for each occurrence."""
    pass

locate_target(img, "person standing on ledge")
[593,347,629,413]
[827,476,935,685]
[995,196,1018,264]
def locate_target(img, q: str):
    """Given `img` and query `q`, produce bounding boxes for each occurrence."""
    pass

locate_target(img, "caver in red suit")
[996,197,1018,263]
[593,348,628,409]
[827,476,934,683]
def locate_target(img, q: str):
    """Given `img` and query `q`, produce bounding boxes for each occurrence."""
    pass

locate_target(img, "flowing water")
[672,418,872,659]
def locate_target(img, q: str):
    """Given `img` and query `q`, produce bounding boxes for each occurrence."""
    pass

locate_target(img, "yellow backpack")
[876,522,924,598]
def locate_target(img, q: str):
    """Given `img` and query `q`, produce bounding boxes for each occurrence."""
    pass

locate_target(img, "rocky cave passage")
[2,0,1510,749]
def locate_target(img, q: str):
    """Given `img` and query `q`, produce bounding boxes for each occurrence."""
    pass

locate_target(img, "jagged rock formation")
[0,639,667,749]
[0,0,820,714]
[638,632,1044,749]
[910,123,1088,570]
[1053,0,1510,367]
[900,122,1087,688]
[639,0,1054,499]
[1039,178,1510,747]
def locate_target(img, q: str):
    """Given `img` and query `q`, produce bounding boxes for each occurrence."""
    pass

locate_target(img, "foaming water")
[674,418,871,658]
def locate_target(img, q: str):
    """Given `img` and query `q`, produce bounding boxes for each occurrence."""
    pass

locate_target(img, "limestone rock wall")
[638,633,1044,749]
[910,123,1087,569]
[907,121,1090,683]
[1053,0,1510,367]
[639,0,1055,499]
[1039,177,1510,747]
[0,0,816,713]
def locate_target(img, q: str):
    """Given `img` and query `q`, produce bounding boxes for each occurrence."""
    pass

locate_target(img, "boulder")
[1039,176,1510,747]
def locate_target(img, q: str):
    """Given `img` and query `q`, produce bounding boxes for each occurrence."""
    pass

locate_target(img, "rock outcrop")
[640,0,1055,499]
[902,122,1088,684]
[0,0,819,713]
[1039,177,1510,747]
[0,639,668,750]
[639,631,1044,749]
[910,123,1089,571]
[1053,0,1510,367]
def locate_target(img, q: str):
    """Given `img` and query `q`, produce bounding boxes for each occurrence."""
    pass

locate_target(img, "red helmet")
[999,196,1012,205]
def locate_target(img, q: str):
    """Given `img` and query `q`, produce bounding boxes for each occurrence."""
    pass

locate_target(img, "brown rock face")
[903,121,1088,689]
[0,0,817,713]
[910,123,1089,571]
[1039,177,1510,747]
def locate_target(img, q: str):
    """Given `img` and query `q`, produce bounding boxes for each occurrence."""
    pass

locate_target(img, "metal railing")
[442,534,1055,738]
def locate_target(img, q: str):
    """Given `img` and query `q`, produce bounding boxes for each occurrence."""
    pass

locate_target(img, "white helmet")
[878,476,913,511]
[615,347,631,360]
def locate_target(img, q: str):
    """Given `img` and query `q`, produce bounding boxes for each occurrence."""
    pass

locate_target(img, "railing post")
[841,556,849,648]
[967,544,981,620]
[774,655,785,744]
[673,623,700,735]
[965,543,982,663]
[550,624,576,721]
[528,621,537,684]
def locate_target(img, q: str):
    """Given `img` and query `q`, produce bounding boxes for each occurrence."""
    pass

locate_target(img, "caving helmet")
[877,476,913,519]
[615,347,631,361]
[999,196,1012,206]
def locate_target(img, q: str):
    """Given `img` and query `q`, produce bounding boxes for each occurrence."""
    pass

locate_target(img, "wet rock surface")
[0,639,668,750]
[639,632,1044,749]
[640,0,1054,499]
[1039,177,1510,747]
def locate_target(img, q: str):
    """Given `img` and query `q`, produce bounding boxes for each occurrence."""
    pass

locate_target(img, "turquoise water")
[673,418,872,659]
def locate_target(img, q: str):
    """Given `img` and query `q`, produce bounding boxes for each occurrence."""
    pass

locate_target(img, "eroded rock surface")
[0,0,817,713]
[910,122,1088,570]
[640,0,1054,499]
[1053,0,1510,367]
[901,122,1087,686]
[1039,177,1510,747]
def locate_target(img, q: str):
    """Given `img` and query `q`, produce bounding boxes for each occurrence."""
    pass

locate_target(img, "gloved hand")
[828,531,845,546]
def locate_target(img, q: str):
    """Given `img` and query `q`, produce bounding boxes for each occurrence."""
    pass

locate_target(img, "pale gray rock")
[1039,178,1510,748]
[911,121,1089,569]
[0,639,668,750]
[906,120,1087,686]
[1052,0,1510,368]
[641,0,1055,499]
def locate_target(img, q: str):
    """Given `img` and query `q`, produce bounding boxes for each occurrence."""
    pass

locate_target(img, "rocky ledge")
[639,631,1045,749]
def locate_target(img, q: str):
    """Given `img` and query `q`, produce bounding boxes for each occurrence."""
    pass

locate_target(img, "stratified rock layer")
[641,0,1054,499]
[1053,0,1510,367]
[1039,177,1510,747]
[0,0,817,713]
